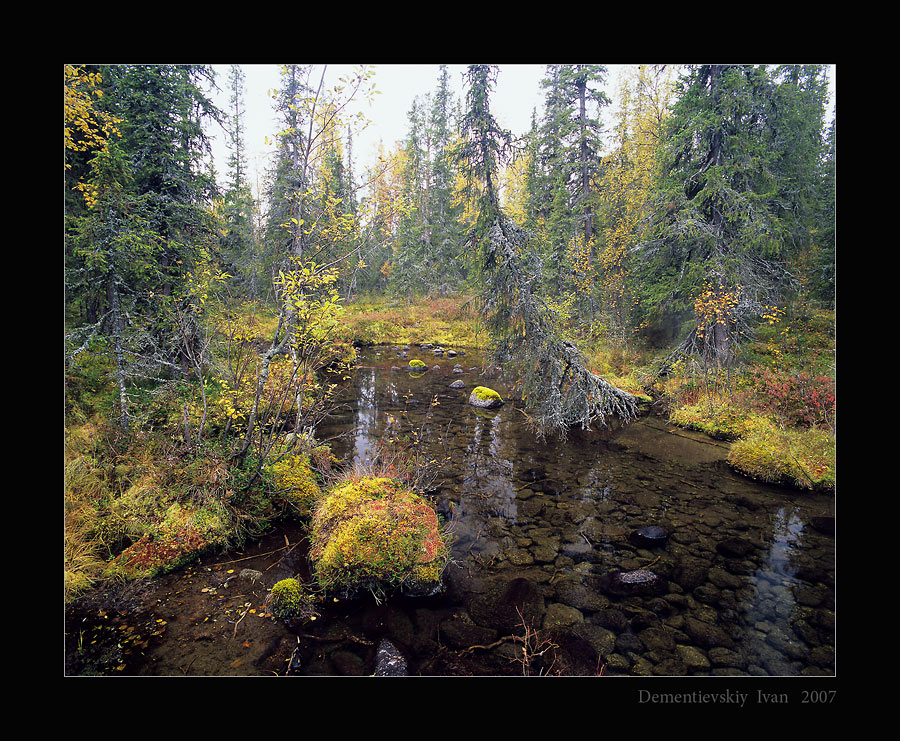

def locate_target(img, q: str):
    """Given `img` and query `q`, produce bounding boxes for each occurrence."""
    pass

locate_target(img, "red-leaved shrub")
[743,368,835,428]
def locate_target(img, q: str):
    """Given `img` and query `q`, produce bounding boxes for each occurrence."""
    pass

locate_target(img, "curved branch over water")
[480,210,637,438]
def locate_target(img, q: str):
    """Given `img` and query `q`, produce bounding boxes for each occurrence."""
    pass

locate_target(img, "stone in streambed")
[468,386,504,409]
[628,526,668,549]
[598,569,668,597]
[374,639,408,676]
[716,537,755,558]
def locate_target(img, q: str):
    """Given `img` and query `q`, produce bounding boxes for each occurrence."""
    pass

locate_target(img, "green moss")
[670,397,763,441]
[267,578,317,621]
[309,476,450,599]
[104,498,232,579]
[268,454,322,517]
[408,359,427,369]
[471,386,502,402]
[728,418,835,493]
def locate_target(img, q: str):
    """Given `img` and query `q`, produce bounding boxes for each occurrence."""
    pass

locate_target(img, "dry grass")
[337,294,487,348]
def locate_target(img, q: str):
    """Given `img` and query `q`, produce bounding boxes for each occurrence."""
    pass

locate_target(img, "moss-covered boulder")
[408,359,427,370]
[468,386,504,409]
[268,454,322,517]
[266,577,319,626]
[309,476,451,600]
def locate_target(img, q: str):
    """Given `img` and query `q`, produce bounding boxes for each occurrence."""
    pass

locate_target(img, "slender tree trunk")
[576,76,593,249]
[106,271,130,431]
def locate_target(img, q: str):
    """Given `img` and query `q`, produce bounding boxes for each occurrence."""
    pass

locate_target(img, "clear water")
[65,345,835,676]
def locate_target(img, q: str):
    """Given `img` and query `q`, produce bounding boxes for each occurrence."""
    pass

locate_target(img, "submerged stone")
[374,639,408,676]
[810,516,835,535]
[629,526,668,549]
[599,569,668,597]
[716,537,755,558]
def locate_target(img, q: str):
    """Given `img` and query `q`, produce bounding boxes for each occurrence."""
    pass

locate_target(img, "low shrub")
[739,367,835,429]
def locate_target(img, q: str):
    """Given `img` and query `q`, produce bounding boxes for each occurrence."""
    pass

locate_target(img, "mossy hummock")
[309,476,450,599]
[268,454,322,517]
[106,500,231,579]
[267,577,318,623]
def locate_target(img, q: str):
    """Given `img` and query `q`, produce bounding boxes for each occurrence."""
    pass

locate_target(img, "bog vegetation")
[64,63,835,603]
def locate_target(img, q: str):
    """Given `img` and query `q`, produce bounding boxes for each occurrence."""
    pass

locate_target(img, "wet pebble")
[676,644,711,671]
[543,603,584,629]
[716,537,756,558]
[374,639,408,676]
[628,526,668,548]
[332,650,366,676]
[440,617,498,649]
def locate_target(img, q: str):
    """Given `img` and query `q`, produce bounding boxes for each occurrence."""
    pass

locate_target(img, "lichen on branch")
[480,210,637,438]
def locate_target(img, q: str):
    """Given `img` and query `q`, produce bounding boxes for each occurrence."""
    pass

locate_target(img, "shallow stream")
[65,345,835,676]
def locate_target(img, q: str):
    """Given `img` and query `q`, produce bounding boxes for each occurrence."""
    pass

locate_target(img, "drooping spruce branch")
[478,206,637,438]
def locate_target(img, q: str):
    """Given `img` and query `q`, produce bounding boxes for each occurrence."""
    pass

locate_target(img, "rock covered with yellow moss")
[266,577,319,626]
[468,385,504,409]
[308,476,451,600]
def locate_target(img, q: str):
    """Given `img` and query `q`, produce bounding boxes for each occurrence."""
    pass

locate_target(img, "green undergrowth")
[728,418,835,492]
[63,412,326,599]
[268,453,324,518]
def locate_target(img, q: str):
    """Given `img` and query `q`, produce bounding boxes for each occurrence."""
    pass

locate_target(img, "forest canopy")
[65,62,835,441]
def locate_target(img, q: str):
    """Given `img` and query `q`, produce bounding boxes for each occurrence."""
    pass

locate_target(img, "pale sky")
[207,64,615,194]
[207,63,834,198]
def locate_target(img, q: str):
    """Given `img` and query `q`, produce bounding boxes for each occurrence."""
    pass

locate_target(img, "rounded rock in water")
[629,526,668,548]
[468,386,504,409]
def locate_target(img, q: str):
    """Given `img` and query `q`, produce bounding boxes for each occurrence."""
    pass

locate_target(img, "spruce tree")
[638,64,828,368]
[222,64,261,300]
[458,65,636,437]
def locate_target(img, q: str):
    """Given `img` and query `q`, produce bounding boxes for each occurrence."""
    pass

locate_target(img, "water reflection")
[312,345,835,676]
